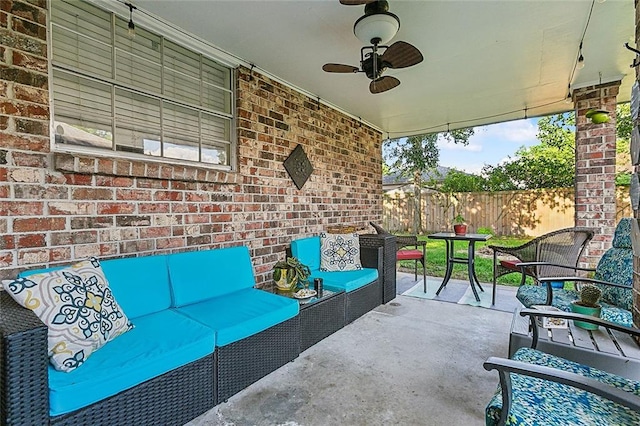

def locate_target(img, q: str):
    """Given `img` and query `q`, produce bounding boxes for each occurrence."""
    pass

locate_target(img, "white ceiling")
[135,0,635,138]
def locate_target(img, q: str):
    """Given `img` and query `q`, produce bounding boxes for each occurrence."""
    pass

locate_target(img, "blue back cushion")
[290,236,321,271]
[168,246,255,307]
[19,255,171,320]
[101,255,171,319]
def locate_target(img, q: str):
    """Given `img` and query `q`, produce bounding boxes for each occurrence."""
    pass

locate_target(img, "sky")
[437,118,541,174]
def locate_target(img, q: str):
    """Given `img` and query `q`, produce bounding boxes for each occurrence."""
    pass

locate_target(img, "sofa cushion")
[100,254,171,319]
[168,247,256,307]
[48,309,215,417]
[174,288,299,347]
[311,268,378,293]
[3,257,133,372]
[320,232,362,272]
[291,236,321,272]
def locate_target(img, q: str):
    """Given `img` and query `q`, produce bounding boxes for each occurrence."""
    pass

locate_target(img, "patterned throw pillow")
[2,257,133,372]
[320,232,362,271]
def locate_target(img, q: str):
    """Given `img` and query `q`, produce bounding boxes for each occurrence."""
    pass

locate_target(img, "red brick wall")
[633,0,639,329]
[0,1,383,286]
[573,81,621,267]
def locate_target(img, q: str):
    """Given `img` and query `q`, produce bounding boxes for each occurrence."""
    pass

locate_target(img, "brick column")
[632,0,639,330]
[573,80,621,267]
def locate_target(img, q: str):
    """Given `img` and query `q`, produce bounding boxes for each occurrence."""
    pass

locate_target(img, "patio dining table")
[428,232,492,302]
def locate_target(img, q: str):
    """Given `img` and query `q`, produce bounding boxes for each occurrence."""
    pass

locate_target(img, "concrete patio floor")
[186,273,523,426]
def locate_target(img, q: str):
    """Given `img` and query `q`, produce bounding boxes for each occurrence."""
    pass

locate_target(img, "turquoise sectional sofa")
[0,246,300,426]
[291,236,382,323]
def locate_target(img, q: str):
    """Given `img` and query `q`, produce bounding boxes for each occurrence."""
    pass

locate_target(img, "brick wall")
[573,80,621,267]
[633,0,639,330]
[0,1,383,286]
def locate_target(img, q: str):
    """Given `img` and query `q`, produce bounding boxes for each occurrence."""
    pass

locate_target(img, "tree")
[479,104,631,190]
[439,169,487,193]
[384,128,474,232]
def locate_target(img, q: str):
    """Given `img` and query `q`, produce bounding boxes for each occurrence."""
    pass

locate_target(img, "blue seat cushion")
[168,247,256,307]
[174,288,299,347]
[48,310,215,417]
[486,347,640,425]
[100,254,171,319]
[310,268,378,293]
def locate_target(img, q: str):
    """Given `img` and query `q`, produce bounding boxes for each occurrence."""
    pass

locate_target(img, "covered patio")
[186,273,517,426]
[0,0,639,425]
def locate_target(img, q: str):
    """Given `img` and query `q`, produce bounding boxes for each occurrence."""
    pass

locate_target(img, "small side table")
[266,286,346,352]
[427,232,491,302]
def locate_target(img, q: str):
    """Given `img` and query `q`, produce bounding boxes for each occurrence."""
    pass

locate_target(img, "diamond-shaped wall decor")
[283,144,313,190]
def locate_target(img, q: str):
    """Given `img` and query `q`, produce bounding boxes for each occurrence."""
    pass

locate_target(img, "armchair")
[488,227,595,305]
[515,218,634,328]
[370,222,426,292]
[484,309,640,425]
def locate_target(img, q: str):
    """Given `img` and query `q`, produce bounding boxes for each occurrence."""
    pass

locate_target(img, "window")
[50,0,235,168]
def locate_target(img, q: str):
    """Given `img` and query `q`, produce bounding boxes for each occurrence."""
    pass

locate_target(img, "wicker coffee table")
[268,287,347,352]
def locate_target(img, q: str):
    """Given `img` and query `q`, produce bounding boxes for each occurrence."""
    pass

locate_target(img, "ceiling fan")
[322,0,423,94]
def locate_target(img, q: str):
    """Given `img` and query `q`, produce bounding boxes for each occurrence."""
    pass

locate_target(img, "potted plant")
[273,257,311,291]
[570,284,602,330]
[453,214,467,236]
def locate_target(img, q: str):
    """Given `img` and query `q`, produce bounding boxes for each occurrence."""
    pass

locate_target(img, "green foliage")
[439,169,487,192]
[273,257,311,286]
[616,172,631,185]
[453,214,465,224]
[384,128,475,178]
[616,103,632,141]
[477,226,494,235]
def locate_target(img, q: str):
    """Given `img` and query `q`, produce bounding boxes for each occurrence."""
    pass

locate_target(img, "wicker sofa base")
[52,354,215,426]
[345,279,382,324]
[216,316,300,403]
[300,291,347,352]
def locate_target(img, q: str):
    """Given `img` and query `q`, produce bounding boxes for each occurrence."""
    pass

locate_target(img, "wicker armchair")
[488,227,595,305]
[370,222,426,292]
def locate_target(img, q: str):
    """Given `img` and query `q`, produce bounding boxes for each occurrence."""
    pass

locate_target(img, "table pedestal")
[428,232,491,302]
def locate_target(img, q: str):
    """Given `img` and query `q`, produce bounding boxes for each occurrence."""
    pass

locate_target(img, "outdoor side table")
[265,287,347,352]
[427,232,491,302]
[510,307,640,380]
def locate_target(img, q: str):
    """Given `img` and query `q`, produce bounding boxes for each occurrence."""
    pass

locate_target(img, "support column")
[632,0,639,330]
[573,80,621,267]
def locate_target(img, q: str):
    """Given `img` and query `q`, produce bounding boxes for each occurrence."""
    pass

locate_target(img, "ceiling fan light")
[353,12,400,45]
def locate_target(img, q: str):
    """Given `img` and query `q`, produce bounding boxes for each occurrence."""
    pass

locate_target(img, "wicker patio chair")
[514,218,635,328]
[488,227,596,305]
[370,222,426,292]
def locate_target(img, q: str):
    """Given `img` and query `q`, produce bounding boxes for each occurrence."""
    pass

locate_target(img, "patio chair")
[484,309,640,426]
[370,222,426,292]
[488,227,595,305]
[514,218,634,327]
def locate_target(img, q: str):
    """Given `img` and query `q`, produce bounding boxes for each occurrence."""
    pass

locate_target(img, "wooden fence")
[382,186,632,237]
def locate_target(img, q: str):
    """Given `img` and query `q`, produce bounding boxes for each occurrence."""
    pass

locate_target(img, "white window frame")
[48,0,239,172]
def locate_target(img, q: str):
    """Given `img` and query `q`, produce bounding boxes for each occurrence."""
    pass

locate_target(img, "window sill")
[53,149,239,184]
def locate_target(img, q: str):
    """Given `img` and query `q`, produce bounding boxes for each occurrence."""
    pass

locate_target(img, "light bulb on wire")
[126,2,136,38]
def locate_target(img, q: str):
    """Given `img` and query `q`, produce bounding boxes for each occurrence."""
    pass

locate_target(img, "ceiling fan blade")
[323,63,359,73]
[381,41,424,69]
[369,76,400,94]
[339,0,374,5]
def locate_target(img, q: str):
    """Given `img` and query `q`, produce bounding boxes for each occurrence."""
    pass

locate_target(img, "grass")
[397,234,534,287]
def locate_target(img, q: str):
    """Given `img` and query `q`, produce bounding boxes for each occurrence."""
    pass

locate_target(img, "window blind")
[50,0,235,167]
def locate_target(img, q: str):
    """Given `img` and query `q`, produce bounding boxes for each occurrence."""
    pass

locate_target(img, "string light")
[577,42,585,69]
[125,2,136,38]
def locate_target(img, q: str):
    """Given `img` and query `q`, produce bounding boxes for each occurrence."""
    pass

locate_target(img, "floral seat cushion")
[515,285,634,328]
[516,218,634,329]
[486,347,640,426]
